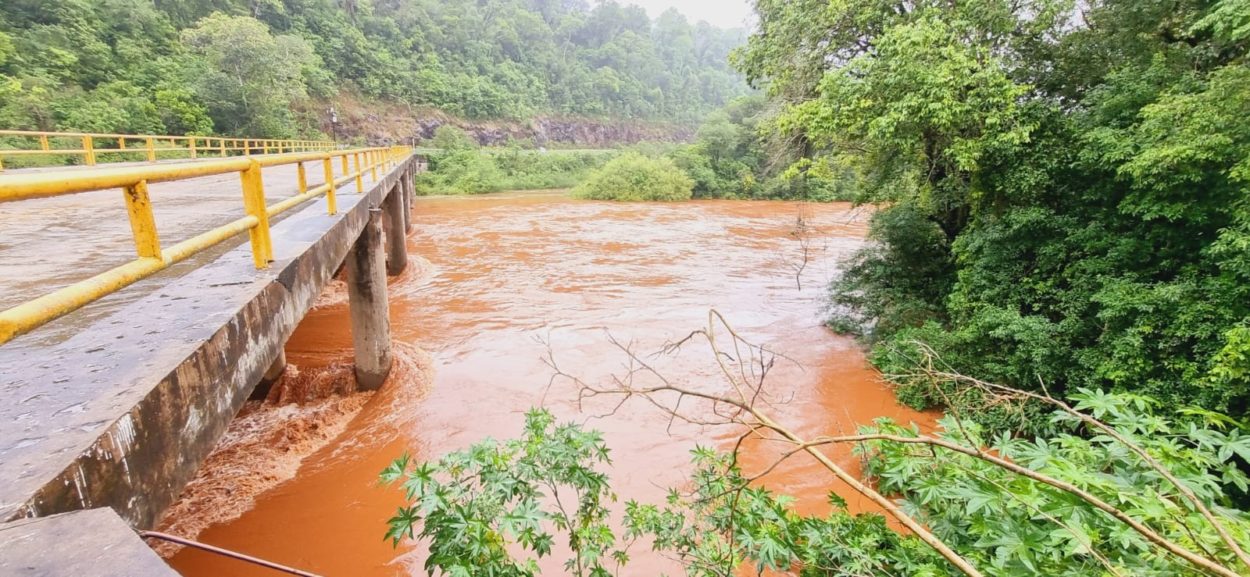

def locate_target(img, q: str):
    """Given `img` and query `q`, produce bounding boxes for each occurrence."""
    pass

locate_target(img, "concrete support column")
[346,207,392,391]
[250,348,287,400]
[402,167,415,234]
[383,184,409,276]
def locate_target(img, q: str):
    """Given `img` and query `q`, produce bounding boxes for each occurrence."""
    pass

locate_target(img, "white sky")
[614,0,756,30]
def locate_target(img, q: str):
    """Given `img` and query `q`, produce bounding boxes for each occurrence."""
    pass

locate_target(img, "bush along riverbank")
[413,127,618,195]
[571,152,693,201]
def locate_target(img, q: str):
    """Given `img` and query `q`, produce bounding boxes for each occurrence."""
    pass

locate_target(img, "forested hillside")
[0,0,747,140]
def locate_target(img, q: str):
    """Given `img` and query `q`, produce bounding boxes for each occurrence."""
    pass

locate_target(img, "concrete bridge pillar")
[384,184,409,276]
[403,167,415,234]
[250,348,287,400]
[346,207,392,391]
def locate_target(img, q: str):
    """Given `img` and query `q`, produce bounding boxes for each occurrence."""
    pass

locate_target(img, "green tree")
[734,0,1250,422]
[572,152,694,201]
[0,0,751,139]
[429,124,478,151]
[180,13,319,136]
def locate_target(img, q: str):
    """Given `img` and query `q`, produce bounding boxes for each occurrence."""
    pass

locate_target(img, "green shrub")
[571,152,694,201]
[492,148,613,190]
[415,149,505,194]
[429,125,478,151]
[414,149,616,195]
[386,398,1250,577]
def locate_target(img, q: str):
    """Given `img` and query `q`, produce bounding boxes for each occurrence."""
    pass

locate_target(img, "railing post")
[145,137,156,163]
[189,137,197,159]
[220,138,227,157]
[323,157,337,215]
[82,136,96,166]
[370,150,379,182]
[39,135,49,151]
[353,152,363,193]
[239,160,274,269]
[123,180,162,259]
[297,162,307,194]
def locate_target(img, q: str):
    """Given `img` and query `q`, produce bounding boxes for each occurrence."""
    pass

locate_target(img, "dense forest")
[0,0,748,139]
[745,0,1250,433]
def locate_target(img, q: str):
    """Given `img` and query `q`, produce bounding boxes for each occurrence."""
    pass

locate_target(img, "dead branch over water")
[543,310,1247,577]
[789,210,812,291]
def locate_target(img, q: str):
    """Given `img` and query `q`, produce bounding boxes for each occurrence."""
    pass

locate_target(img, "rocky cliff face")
[319,98,694,147]
[412,117,693,147]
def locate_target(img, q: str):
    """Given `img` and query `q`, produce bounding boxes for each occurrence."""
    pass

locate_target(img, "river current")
[165,191,934,576]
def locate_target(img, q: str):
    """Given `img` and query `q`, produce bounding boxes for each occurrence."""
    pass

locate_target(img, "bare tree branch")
[894,340,1250,573]
[545,311,1245,577]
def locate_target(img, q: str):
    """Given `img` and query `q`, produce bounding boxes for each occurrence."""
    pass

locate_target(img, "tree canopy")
[726,0,1250,427]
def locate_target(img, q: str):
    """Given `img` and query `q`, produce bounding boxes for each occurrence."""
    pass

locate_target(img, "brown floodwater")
[166,191,935,577]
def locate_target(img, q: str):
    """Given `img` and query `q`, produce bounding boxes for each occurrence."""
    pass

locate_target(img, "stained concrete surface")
[0,156,418,574]
[0,509,178,577]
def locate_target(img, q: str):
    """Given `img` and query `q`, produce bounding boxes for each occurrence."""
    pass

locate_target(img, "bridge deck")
[0,161,325,350]
[0,156,418,540]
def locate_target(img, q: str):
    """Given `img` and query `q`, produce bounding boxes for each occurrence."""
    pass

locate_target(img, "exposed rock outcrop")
[311,97,694,147]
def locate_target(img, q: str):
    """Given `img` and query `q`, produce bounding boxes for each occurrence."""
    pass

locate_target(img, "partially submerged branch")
[894,340,1250,573]
[546,310,1247,577]
[548,310,984,577]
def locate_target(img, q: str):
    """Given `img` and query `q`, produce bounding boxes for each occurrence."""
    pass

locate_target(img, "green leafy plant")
[571,152,694,201]
[860,399,1250,576]
[385,389,1250,577]
[626,447,951,577]
[414,149,615,195]
[381,409,624,577]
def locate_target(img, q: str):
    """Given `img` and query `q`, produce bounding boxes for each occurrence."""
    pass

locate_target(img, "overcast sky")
[613,0,756,30]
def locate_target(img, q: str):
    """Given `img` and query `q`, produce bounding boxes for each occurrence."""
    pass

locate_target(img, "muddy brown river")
[165,191,934,576]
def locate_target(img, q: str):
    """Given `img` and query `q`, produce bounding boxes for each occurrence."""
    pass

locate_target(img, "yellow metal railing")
[0,145,411,345]
[0,129,336,171]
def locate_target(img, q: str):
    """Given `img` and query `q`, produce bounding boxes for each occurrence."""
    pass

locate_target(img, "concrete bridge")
[0,146,424,576]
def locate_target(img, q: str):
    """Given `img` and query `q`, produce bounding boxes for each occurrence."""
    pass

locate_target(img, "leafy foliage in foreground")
[385,399,1250,577]
[862,390,1250,576]
[627,448,951,577]
[571,152,694,202]
[381,410,622,577]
